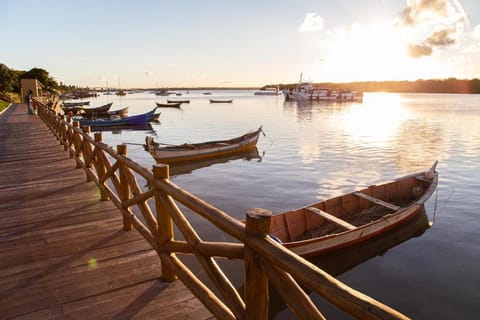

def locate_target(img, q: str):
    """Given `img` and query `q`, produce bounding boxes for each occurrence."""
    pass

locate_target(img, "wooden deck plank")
[0,104,212,319]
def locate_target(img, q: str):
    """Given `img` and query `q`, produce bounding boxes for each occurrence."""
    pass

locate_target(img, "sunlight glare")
[342,93,410,147]
[323,23,410,82]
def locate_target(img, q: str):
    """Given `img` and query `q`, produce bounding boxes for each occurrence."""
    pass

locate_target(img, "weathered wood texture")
[0,104,212,319]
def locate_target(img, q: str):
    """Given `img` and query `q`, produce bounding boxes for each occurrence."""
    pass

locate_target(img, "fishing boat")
[209,99,233,103]
[254,86,282,96]
[155,102,182,108]
[167,99,190,104]
[81,102,113,115]
[144,127,264,163]
[269,162,438,257]
[63,101,90,107]
[80,106,129,119]
[283,83,363,102]
[77,107,160,128]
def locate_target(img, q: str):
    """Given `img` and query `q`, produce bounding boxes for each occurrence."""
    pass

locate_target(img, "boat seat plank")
[353,192,400,211]
[415,176,430,182]
[306,207,356,230]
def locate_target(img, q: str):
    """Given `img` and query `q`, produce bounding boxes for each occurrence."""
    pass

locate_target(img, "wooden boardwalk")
[0,104,212,319]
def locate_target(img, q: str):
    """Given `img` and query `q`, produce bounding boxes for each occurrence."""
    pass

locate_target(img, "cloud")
[425,26,457,46]
[298,12,324,32]
[407,43,433,58]
[398,0,452,26]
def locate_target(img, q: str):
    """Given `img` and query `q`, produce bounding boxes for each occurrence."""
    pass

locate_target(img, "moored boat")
[77,107,160,128]
[254,86,282,96]
[269,162,438,257]
[144,126,264,163]
[283,83,363,102]
[167,99,190,104]
[155,102,182,108]
[79,106,129,119]
[209,99,233,103]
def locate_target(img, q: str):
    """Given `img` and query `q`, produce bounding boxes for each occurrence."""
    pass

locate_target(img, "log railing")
[36,100,409,320]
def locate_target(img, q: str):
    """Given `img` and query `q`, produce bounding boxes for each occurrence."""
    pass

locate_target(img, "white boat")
[282,76,363,102]
[283,83,363,102]
[254,86,282,96]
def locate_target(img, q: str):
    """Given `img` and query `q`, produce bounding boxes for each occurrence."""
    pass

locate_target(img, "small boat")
[167,99,190,104]
[78,107,160,128]
[269,162,438,257]
[145,126,264,163]
[254,86,282,96]
[81,102,113,115]
[155,102,182,108]
[209,99,233,103]
[62,102,111,115]
[80,106,129,119]
[63,101,90,107]
[203,92,212,95]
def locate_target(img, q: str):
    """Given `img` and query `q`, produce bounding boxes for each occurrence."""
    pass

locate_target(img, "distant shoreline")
[133,78,480,94]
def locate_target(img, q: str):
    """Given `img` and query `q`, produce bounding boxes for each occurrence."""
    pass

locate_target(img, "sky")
[1,0,479,88]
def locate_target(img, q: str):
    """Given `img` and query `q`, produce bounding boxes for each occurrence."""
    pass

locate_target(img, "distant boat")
[269,162,438,257]
[155,102,182,108]
[144,126,264,164]
[77,107,160,127]
[155,89,170,96]
[283,82,363,102]
[254,86,282,96]
[80,106,129,119]
[167,99,190,104]
[203,92,212,95]
[209,99,233,103]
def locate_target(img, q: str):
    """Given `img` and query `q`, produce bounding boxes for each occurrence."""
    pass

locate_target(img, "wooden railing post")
[82,126,92,181]
[153,163,177,282]
[244,208,272,320]
[117,144,133,231]
[95,132,109,201]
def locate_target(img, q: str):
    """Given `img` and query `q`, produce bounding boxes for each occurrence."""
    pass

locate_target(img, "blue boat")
[77,107,160,128]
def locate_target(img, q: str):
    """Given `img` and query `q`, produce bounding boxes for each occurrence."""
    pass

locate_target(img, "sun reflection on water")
[342,93,411,147]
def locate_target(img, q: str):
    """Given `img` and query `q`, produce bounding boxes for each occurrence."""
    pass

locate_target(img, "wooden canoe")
[145,127,264,163]
[167,99,190,104]
[62,102,111,115]
[79,106,129,119]
[269,162,439,257]
[209,99,233,103]
[78,107,160,127]
[156,102,182,108]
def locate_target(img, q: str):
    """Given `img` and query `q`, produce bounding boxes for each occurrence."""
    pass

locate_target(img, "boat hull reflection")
[168,147,263,176]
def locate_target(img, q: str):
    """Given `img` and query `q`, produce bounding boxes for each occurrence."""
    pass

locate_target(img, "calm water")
[80,90,480,319]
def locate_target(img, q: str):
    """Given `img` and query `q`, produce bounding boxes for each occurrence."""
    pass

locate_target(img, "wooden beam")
[306,207,356,230]
[353,192,400,211]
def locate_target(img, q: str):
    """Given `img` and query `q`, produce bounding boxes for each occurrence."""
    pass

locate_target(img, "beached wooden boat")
[269,162,438,257]
[167,99,190,104]
[78,107,160,128]
[209,99,233,103]
[156,102,182,108]
[145,127,264,163]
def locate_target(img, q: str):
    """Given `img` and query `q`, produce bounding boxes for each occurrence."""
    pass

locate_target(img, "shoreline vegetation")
[2,63,480,97]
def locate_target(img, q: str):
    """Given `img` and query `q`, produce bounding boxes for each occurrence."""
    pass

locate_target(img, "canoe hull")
[270,163,438,257]
[146,127,262,164]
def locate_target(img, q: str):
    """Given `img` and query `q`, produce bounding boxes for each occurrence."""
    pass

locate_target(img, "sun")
[320,22,413,82]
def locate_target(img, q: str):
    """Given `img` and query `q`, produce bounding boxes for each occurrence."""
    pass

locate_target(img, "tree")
[20,67,58,92]
[0,63,18,92]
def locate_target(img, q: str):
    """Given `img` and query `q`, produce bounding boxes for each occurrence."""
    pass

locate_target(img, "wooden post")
[82,126,92,181]
[153,163,177,281]
[117,144,133,231]
[244,208,272,320]
[95,133,109,201]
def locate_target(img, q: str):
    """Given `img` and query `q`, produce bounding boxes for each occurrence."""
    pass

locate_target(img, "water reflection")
[168,147,263,176]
